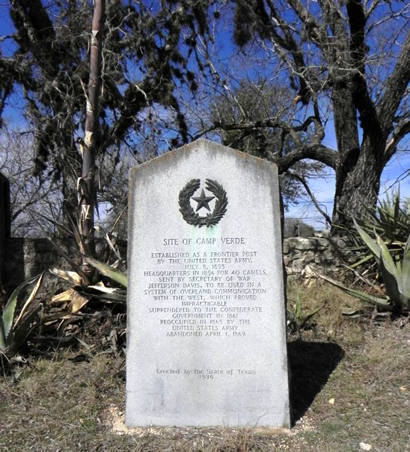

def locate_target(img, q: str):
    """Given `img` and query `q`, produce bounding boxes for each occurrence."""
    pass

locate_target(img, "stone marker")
[126,139,290,428]
[0,173,10,289]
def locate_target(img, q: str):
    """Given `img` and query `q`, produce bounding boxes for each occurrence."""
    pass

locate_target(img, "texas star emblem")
[178,179,228,227]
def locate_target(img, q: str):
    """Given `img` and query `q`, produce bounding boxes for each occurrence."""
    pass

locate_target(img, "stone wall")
[2,237,126,290]
[2,234,353,290]
[3,238,63,290]
[283,234,354,278]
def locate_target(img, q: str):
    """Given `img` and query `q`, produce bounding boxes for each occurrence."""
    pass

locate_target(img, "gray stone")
[286,237,315,251]
[303,251,316,262]
[317,237,329,250]
[126,139,290,428]
[0,173,10,289]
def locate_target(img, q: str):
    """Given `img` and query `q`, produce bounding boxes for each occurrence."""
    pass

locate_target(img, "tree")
[209,78,325,210]
[79,0,105,258]
[2,0,213,239]
[215,0,410,229]
[0,129,61,237]
[97,140,159,242]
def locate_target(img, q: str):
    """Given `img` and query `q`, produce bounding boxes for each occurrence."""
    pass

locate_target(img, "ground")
[0,282,409,451]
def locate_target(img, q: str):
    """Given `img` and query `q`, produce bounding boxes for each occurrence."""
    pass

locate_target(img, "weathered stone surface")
[4,238,58,288]
[282,236,354,277]
[126,139,290,428]
[286,237,315,251]
[2,237,126,291]
[2,234,354,290]
[0,173,10,289]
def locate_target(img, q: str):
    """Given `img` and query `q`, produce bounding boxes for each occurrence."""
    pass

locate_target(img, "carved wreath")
[178,179,228,227]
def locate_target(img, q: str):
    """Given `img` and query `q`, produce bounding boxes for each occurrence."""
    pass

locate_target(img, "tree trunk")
[62,172,78,229]
[331,138,384,232]
[79,0,105,260]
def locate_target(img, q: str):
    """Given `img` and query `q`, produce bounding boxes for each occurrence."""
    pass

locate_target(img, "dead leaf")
[50,268,83,285]
[51,289,75,305]
[50,288,89,313]
[69,291,89,313]
[88,284,119,294]
[14,273,44,325]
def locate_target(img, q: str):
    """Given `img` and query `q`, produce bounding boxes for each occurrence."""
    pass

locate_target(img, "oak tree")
[227,0,410,229]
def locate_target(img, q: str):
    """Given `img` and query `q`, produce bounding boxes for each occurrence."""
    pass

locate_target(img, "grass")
[0,282,409,451]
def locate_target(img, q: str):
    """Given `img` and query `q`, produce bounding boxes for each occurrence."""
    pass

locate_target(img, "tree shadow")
[288,340,344,424]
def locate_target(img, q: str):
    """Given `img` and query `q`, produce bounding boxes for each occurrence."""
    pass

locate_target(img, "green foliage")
[0,274,43,358]
[365,191,409,244]
[4,0,214,225]
[84,257,127,288]
[49,258,127,311]
[351,191,410,268]
[321,222,410,314]
[319,274,392,311]
[287,290,322,337]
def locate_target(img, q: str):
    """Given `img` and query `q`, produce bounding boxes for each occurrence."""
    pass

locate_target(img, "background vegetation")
[0,0,409,239]
[0,2,409,449]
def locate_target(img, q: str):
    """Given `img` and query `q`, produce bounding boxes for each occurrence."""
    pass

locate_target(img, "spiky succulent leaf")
[4,305,41,357]
[353,219,381,262]
[85,257,127,288]
[318,274,392,310]
[376,234,401,299]
[14,273,43,327]
[76,286,126,303]
[2,287,21,341]
[349,254,374,269]
[1,274,41,340]
[399,235,410,309]
[0,320,6,349]
[402,235,410,283]
[50,268,83,285]
[2,287,20,340]
[376,235,398,277]
[376,234,410,311]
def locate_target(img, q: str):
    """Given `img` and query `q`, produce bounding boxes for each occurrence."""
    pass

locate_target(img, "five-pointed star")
[192,189,215,212]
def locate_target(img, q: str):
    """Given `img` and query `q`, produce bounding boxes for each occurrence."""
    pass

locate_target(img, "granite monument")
[126,139,290,427]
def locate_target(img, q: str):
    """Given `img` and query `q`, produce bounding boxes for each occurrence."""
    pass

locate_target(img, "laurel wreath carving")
[178,178,228,227]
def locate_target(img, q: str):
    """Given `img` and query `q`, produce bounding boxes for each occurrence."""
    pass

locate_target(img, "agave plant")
[84,257,127,288]
[351,190,410,269]
[0,274,44,358]
[48,259,127,313]
[369,191,410,243]
[321,221,410,314]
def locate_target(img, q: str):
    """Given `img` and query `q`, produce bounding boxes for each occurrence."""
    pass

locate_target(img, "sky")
[286,129,410,229]
[0,2,409,231]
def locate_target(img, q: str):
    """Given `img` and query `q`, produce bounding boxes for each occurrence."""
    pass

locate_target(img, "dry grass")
[1,282,409,451]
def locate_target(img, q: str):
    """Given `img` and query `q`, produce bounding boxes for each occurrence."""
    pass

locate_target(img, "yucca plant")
[321,221,410,314]
[0,274,44,359]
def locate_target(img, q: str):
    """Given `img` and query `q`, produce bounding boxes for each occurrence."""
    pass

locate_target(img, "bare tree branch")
[378,30,410,135]
[288,171,332,226]
[385,119,410,159]
[347,0,383,144]
[276,144,337,172]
